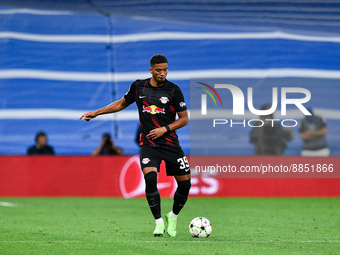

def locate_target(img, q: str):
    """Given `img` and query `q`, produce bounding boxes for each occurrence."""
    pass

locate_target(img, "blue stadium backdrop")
[0,1,340,155]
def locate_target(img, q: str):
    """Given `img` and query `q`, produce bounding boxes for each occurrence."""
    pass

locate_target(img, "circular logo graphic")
[119,155,177,198]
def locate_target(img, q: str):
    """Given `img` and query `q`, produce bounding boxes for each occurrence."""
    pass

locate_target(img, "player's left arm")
[146,110,189,140]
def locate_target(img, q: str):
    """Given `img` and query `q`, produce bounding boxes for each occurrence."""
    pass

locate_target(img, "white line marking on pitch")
[0,201,20,207]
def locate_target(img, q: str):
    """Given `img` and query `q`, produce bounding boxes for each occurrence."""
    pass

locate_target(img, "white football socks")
[155,218,164,224]
[170,211,178,220]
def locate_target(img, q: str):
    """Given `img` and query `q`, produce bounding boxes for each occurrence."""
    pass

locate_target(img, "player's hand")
[79,111,97,121]
[146,127,167,140]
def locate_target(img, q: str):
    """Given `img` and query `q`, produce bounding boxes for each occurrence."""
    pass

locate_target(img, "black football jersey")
[124,78,187,150]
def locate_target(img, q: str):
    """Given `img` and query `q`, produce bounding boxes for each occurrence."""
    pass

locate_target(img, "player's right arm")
[79,97,129,121]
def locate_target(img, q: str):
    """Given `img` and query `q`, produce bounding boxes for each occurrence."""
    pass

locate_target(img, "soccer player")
[79,54,191,237]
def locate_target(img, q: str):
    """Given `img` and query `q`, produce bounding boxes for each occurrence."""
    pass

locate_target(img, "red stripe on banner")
[0,156,339,197]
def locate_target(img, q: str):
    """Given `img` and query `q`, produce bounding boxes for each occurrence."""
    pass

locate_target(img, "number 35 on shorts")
[177,156,190,172]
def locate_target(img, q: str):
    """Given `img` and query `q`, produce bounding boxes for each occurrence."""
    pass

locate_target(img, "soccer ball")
[189,217,212,237]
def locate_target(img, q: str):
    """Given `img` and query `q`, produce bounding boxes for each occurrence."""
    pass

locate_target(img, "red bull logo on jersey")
[143,105,165,114]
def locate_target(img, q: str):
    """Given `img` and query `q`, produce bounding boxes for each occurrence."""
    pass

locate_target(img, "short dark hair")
[102,133,111,140]
[35,131,46,142]
[150,54,168,66]
[261,104,271,111]
[102,133,113,147]
[260,104,273,119]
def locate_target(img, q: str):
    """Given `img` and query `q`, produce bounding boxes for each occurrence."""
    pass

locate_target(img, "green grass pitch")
[0,198,339,255]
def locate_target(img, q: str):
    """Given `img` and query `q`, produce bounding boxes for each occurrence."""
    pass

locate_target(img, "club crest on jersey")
[142,158,150,164]
[159,97,169,104]
[143,105,165,114]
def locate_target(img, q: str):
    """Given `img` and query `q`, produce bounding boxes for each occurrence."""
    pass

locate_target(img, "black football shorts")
[139,145,190,176]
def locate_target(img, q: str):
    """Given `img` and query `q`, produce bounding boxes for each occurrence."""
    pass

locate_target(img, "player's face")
[150,63,168,84]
